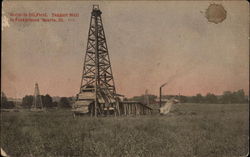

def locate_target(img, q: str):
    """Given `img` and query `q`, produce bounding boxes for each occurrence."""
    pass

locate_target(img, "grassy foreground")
[0,103,249,157]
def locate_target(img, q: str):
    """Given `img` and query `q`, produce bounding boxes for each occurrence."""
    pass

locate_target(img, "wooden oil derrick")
[81,5,116,94]
[31,82,44,111]
[72,5,153,117]
[74,5,118,117]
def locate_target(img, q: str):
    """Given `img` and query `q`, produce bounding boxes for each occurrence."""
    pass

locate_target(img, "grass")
[0,103,249,157]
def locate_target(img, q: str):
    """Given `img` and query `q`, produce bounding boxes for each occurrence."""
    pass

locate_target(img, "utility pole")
[144,89,149,106]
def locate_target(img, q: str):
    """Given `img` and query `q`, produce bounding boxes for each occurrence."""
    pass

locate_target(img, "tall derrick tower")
[74,5,118,116]
[80,5,116,94]
[31,82,43,110]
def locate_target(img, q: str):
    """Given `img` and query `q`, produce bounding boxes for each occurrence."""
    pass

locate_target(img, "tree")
[59,97,71,108]
[148,95,157,104]
[179,95,188,103]
[42,94,53,108]
[21,95,33,108]
[1,92,8,108]
[196,94,203,103]
[221,91,232,104]
[1,92,15,109]
[130,94,157,104]
[188,94,204,103]
[233,89,245,103]
[5,101,15,109]
[188,96,197,103]
[221,89,246,104]
[130,96,144,103]
[205,93,218,103]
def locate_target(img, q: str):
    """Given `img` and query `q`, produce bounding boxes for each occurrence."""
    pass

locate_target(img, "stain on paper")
[205,4,227,24]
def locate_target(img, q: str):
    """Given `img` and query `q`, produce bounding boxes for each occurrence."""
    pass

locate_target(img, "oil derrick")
[74,5,118,116]
[80,5,116,94]
[31,82,43,110]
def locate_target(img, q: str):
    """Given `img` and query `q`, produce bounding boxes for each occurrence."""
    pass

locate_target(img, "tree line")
[21,95,74,108]
[1,92,74,109]
[129,89,248,104]
[180,89,248,104]
[1,92,15,109]
[1,89,248,109]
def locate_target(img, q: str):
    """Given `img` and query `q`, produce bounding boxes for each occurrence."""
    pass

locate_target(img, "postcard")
[1,1,249,157]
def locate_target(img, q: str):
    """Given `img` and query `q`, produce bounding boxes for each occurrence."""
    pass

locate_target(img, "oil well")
[30,82,44,111]
[72,5,152,116]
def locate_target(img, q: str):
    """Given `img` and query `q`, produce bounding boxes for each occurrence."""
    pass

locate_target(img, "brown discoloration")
[205,4,227,24]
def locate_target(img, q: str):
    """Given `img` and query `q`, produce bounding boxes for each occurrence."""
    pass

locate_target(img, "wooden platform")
[116,101,153,116]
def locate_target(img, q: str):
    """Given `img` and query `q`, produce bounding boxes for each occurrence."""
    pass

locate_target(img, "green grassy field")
[0,103,249,157]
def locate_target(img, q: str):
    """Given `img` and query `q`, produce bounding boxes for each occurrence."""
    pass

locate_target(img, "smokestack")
[159,82,167,108]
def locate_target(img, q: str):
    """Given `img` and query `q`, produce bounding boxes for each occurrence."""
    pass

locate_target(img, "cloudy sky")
[2,1,249,98]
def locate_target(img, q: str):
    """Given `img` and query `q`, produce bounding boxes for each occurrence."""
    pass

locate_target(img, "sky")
[2,1,249,98]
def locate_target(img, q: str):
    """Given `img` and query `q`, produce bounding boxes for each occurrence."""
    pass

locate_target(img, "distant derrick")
[31,82,44,111]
